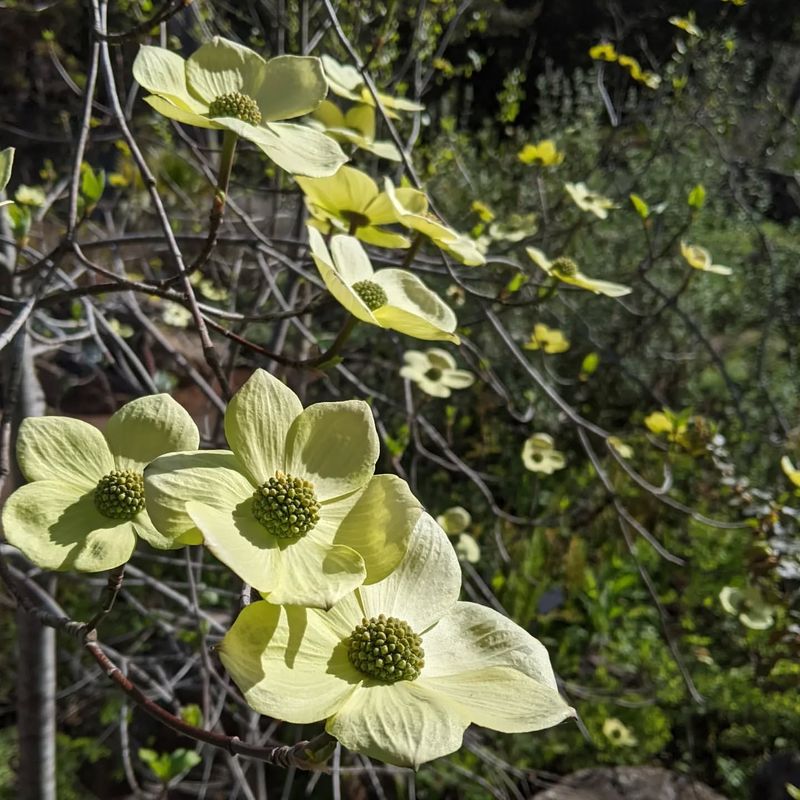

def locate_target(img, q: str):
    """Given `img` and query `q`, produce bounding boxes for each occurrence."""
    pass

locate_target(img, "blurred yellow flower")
[524,323,570,354]
[589,43,618,62]
[781,456,800,489]
[518,139,564,167]
[435,506,480,564]
[471,200,495,222]
[680,241,733,276]
[608,437,634,459]
[308,100,401,161]
[522,433,566,475]
[400,349,475,398]
[719,586,775,630]
[669,15,702,37]
[564,182,616,219]
[602,718,638,747]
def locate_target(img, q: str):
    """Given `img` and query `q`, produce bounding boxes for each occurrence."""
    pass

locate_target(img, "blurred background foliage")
[0,0,799,798]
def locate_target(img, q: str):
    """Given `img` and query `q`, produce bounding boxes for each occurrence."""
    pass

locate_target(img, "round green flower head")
[526,246,632,297]
[351,280,388,311]
[2,395,200,572]
[207,92,262,125]
[550,257,578,278]
[347,614,424,683]
[94,469,146,520]
[252,471,320,539]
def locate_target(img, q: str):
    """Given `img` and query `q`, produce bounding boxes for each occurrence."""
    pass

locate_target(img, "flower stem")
[400,232,424,269]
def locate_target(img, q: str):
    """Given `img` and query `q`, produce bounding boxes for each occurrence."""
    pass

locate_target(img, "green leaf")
[505,271,528,293]
[629,193,649,218]
[80,164,106,206]
[179,704,203,727]
[581,352,600,376]
[687,183,706,209]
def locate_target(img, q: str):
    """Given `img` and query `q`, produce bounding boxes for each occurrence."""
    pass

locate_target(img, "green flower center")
[347,614,424,683]
[251,471,320,540]
[208,92,262,125]
[551,257,578,277]
[424,367,443,381]
[352,280,388,311]
[94,470,145,520]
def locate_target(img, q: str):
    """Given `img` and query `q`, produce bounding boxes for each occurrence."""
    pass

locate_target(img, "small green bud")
[94,470,145,520]
[347,614,424,683]
[352,280,388,311]
[208,92,262,126]
[252,471,320,540]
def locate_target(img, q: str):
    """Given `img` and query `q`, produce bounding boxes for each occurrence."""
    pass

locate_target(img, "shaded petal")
[296,165,379,216]
[567,274,632,297]
[144,450,252,546]
[344,104,375,138]
[335,475,421,584]
[321,55,363,98]
[219,601,360,723]
[422,601,560,687]
[383,180,456,241]
[2,481,136,572]
[359,512,461,632]
[308,227,378,324]
[132,46,206,111]
[187,499,280,592]
[105,394,199,471]
[355,226,411,250]
[415,378,451,398]
[256,55,327,121]
[438,234,486,266]
[285,400,379,501]
[526,246,553,273]
[16,416,113,491]
[224,369,302,485]
[418,666,573,734]
[185,36,266,104]
[220,119,347,177]
[142,95,221,129]
[401,350,430,371]
[373,269,459,343]
[267,537,366,609]
[327,682,469,768]
[361,139,402,162]
[363,190,404,226]
[313,99,346,128]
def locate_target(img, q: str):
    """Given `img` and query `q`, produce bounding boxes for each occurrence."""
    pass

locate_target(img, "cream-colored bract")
[524,323,570,354]
[219,513,574,768]
[308,228,461,343]
[680,241,733,275]
[400,348,475,397]
[144,369,421,609]
[132,37,346,177]
[522,433,566,475]
[308,101,401,161]
[526,246,632,297]
[564,181,617,219]
[1,395,199,572]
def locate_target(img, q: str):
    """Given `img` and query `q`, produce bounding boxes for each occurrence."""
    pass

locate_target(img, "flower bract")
[384,179,486,266]
[309,101,401,161]
[680,241,733,275]
[219,513,574,767]
[2,395,199,571]
[321,55,424,117]
[308,228,460,343]
[522,433,566,475]
[400,349,475,397]
[144,369,421,609]
[719,586,775,630]
[564,181,617,219]
[132,37,346,177]
[781,456,800,489]
[0,147,14,208]
[524,323,570,354]
[526,247,631,297]
[296,165,410,248]
[435,506,480,563]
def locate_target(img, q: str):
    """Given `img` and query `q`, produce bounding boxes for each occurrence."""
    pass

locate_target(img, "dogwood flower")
[0,147,14,208]
[2,395,199,572]
[144,369,420,609]
[517,139,564,167]
[296,165,410,248]
[308,228,460,343]
[524,323,570,354]
[383,179,486,266]
[219,513,573,767]
[309,101,401,161]
[132,37,346,177]
[603,718,638,747]
[436,506,480,564]
[564,182,617,219]
[526,247,631,297]
[680,241,733,275]
[400,349,475,398]
[522,433,566,475]
[719,586,775,630]
[321,55,424,117]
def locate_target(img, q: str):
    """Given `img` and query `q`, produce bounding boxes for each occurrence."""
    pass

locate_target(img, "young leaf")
[687,183,706,209]
[629,193,649,219]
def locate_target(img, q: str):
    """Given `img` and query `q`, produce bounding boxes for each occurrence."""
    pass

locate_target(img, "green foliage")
[138,747,202,783]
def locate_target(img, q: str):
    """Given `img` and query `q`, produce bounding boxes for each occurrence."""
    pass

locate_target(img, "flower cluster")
[2,370,574,767]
